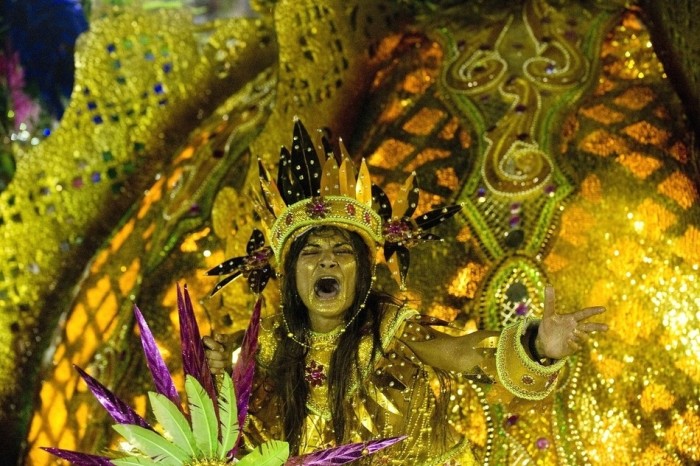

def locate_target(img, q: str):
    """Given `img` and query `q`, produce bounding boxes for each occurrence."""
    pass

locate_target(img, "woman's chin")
[306,297,354,330]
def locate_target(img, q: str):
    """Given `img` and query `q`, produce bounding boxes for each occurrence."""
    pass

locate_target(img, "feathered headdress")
[208,118,462,292]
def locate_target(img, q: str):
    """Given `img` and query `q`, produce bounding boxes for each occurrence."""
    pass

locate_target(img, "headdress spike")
[258,160,287,218]
[338,156,357,198]
[321,154,341,196]
[392,172,417,219]
[290,119,322,197]
[356,159,373,207]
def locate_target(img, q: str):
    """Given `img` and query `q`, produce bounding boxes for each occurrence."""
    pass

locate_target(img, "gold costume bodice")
[245,304,563,465]
[249,304,476,465]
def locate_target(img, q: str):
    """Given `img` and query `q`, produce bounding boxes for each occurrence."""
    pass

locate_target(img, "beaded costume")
[247,305,563,465]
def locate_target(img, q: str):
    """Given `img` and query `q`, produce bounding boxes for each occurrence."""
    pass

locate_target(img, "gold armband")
[495,318,565,400]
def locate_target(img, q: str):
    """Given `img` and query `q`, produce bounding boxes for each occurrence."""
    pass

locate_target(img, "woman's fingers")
[573,306,606,322]
[578,321,609,333]
[202,335,224,352]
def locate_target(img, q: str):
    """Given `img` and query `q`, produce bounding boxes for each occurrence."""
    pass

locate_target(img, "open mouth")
[314,277,341,299]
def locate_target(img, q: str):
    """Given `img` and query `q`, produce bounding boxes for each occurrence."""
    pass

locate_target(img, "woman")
[204,120,607,464]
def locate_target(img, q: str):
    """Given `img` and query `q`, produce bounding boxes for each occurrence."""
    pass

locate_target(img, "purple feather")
[133,305,181,409]
[286,436,406,465]
[74,365,151,429]
[40,447,114,465]
[229,296,263,457]
[177,284,218,416]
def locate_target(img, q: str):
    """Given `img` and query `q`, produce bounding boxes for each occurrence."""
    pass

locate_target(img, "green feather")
[185,375,218,458]
[217,372,239,458]
[148,391,199,457]
[111,456,162,466]
[113,424,188,465]
[236,440,289,466]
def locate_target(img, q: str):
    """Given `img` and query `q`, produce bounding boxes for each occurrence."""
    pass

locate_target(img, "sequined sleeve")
[492,317,565,400]
[393,312,566,402]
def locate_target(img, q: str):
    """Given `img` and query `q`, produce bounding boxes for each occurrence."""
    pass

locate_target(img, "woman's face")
[294,229,357,332]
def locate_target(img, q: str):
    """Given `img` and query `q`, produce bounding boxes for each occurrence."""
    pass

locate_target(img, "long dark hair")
[270,226,394,454]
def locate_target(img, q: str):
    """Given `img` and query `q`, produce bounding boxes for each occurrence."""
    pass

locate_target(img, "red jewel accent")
[363,211,371,224]
[346,203,356,216]
[382,218,413,243]
[304,360,326,387]
[521,374,535,385]
[285,213,294,225]
[306,197,330,219]
[242,246,273,271]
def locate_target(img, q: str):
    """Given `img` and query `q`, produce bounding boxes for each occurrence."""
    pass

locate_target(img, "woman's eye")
[336,249,353,255]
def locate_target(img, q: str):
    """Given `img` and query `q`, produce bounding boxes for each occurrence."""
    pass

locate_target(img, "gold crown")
[256,120,384,265]
[208,118,462,294]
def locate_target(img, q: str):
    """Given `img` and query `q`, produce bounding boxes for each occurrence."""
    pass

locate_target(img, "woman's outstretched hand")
[203,332,233,375]
[535,285,608,360]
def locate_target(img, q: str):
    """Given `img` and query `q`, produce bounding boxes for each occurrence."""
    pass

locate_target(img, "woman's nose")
[318,253,337,268]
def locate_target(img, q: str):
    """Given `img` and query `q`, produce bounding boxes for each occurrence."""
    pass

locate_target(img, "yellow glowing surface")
[579,129,629,157]
[616,152,662,179]
[402,107,446,136]
[580,104,625,124]
[658,171,698,209]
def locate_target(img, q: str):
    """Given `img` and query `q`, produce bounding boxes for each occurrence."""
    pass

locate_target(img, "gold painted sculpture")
[0,0,697,464]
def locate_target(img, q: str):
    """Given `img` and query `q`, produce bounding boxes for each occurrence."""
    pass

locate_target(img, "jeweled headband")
[207,118,462,294]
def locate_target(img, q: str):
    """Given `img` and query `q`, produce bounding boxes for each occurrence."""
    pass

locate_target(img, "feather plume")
[371,185,392,220]
[230,296,263,456]
[236,440,289,466]
[286,436,406,465]
[74,365,151,429]
[206,256,246,277]
[113,424,189,463]
[209,272,243,297]
[177,284,218,417]
[148,392,199,457]
[259,167,287,218]
[134,306,180,409]
[247,265,273,294]
[415,204,463,230]
[111,457,160,466]
[40,447,113,465]
[185,375,219,458]
[247,229,266,254]
[277,146,304,204]
[217,372,239,459]
[289,118,322,197]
